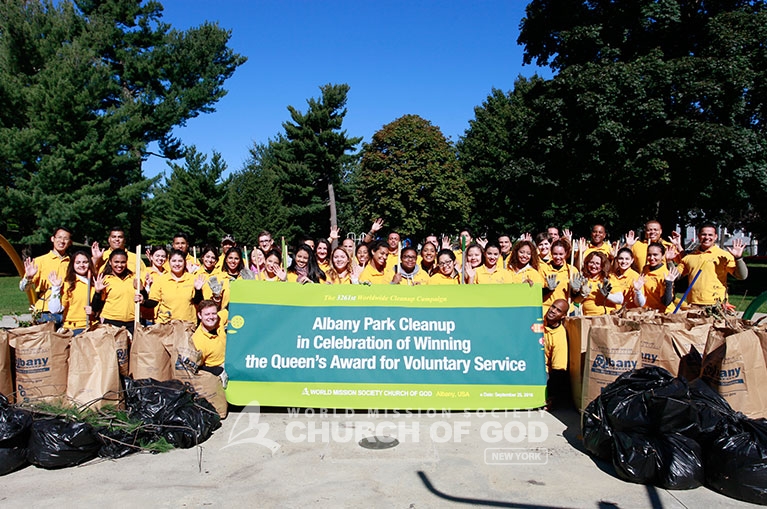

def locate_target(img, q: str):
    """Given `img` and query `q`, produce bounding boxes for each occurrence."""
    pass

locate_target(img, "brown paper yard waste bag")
[66,327,121,410]
[7,322,71,403]
[581,321,641,410]
[563,315,614,409]
[130,322,175,381]
[161,320,227,419]
[702,327,767,419]
[0,330,12,400]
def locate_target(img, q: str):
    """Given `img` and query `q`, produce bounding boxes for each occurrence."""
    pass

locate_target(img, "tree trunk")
[328,179,337,245]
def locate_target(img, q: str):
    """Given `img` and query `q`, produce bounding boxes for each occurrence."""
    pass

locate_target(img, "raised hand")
[625,230,637,247]
[91,241,104,262]
[441,235,452,250]
[666,265,680,282]
[521,232,532,242]
[570,274,583,293]
[329,225,340,241]
[598,278,612,297]
[545,274,559,291]
[562,229,573,242]
[48,271,62,288]
[371,218,384,233]
[24,257,38,279]
[94,273,107,292]
[728,238,746,259]
[666,244,679,261]
[194,274,206,291]
[476,237,488,249]
[633,274,646,292]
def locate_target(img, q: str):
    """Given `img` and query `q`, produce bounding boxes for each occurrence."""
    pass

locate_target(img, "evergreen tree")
[0,0,245,243]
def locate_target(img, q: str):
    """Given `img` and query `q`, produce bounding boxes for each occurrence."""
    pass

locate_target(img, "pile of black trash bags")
[0,377,221,475]
[583,366,767,505]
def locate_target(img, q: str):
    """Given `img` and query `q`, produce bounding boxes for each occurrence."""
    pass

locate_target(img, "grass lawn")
[0,276,33,315]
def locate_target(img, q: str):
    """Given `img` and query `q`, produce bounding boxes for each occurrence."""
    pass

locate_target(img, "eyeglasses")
[402,255,417,260]
[438,260,454,267]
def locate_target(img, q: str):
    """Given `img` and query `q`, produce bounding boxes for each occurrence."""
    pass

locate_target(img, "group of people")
[18,219,749,398]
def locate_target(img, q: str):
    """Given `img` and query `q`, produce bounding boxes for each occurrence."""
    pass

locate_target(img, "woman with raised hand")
[472,241,511,284]
[508,240,544,286]
[575,251,623,316]
[392,246,430,285]
[249,247,267,279]
[355,243,370,268]
[429,249,460,285]
[47,250,95,336]
[539,239,579,312]
[222,246,255,281]
[147,249,205,324]
[462,243,485,284]
[91,249,143,335]
[640,242,679,313]
[262,250,287,282]
[287,244,326,284]
[609,247,645,310]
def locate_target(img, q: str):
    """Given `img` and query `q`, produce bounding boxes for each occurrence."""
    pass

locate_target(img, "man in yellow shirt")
[391,247,430,285]
[92,227,145,274]
[385,231,401,268]
[215,234,236,272]
[627,220,681,271]
[544,298,570,409]
[581,224,612,260]
[19,226,72,327]
[497,234,513,268]
[676,223,747,306]
[193,300,228,388]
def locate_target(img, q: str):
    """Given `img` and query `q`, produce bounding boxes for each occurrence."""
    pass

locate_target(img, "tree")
[355,115,472,239]
[143,147,229,245]
[224,141,290,245]
[0,0,245,243]
[511,0,767,235]
[274,83,362,240]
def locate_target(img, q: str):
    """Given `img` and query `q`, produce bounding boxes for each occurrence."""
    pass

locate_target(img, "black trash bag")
[656,433,704,490]
[688,378,739,446]
[583,396,613,460]
[705,417,767,505]
[603,367,678,433]
[612,431,660,484]
[645,378,698,436]
[0,394,32,476]
[123,377,220,449]
[27,419,101,469]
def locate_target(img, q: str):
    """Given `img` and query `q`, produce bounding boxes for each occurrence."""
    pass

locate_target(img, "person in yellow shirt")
[676,223,748,306]
[429,249,459,285]
[497,234,513,268]
[19,226,72,327]
[419,242,438,276]
[640,242,680,312]
[263,250,288,282]
[535,233,552,264]
[221,246,256,281]
[580,224,612,264]
[540,240,579,312]
[508,240,544,285]
[575,251,624,315]
[544,299,571,409]
[47,250,95,335]
[461,244,484,284]
[141,245,168,325]
[92,227,145,274]
[471,241,511,284]
[286,244,325,283]
[160,232,199,272]
[392,247,430,285]
[609,248,645,309]
[315,238,332,275]
[326,247,357,284]
[359,241,390,284]
[355,243,371,270]
[214,234,236,272]
[92,249,142,335]
[147,250,205,324]
[193,300,228,388]
[626,220,682,272]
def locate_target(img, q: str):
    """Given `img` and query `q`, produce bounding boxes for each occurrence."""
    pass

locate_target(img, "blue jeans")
[38,312,63,329]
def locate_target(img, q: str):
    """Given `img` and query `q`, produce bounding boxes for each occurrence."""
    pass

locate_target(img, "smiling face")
[616,251,633,271]
[173,236,189,254]
[646,245,663,267]
[251,248,265,268]
[644,222,662,243]
[699,226,717,250]
[466,246,483,268]
[265,254,281,276]
[108,230,125,250]
[258,235,273,251]
[437,254,455,276]
[356,245,370,266]
[372,246,388,269]
[551,245,566,266]
[198,305,219,330]
[537,239,551,257]
[517,245,533,266]
[545,299,568,326]
[51,229,72,255]
[294,249,310,269]
[485,246,500,268]
[387,233,400,251]
[73,253,90,277]
[151,249,167,269]
[226,250,241,272]
[110,254,127,276]
[591,225,606,245]
[498,236,512,255]
[332,248,350,271]
[169,253,186,275]
[585,255,602,278]
[316,242,329,261]
[202,251,217,271]
[342,238,355,257]
[421,243,437,264]
[401,249,417,271]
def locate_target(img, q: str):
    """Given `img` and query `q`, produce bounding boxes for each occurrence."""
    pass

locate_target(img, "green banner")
[225,282,547,409]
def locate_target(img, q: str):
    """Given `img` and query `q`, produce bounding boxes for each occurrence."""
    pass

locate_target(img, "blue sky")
[143,1,550,179]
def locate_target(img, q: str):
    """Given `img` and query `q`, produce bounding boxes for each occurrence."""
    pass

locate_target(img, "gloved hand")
[208,276,224,298]
[219,368,229,389]
[598,278,612,297]
[545,274,559,291]
[570,274,583,293]
[580,281,593,298]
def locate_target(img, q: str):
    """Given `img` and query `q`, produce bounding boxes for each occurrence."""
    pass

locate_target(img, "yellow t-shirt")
[631,239,674,272]
[583,243,612,261]
[192,325,226,367]
[508,265,544,285]
[62,277,95,330]
[149,272,197,324]
[579,276,615,316]
[162,253,199,273]
[609,268,640,309]
[395,268,430,285]
[359,263,389,285]
[386,252,399,269]
[676,246,736,305]
[539,262,579,309]
[642,264,674,313]
[429,272,459,285]
[318,259,331,276]
[100,249,145,275]
[100,274,137,322]
[28,250,70,313]
[544,324,567,371]
[474,265,511,284]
